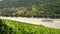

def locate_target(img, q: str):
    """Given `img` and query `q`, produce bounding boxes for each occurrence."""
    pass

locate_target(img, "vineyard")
[0,19,60,34]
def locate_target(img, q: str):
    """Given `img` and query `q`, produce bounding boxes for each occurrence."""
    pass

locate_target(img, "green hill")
[0,19,60,34]
[0,0,32,8]
[0,0,60,18]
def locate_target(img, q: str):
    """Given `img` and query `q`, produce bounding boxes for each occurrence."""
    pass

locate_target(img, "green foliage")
[0,19,60,34]
[0,0,60,18]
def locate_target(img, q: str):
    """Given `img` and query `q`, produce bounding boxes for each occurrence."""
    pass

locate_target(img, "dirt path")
[0,17,60,29]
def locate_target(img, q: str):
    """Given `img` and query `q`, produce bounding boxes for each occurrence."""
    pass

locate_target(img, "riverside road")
[0,17,60,29]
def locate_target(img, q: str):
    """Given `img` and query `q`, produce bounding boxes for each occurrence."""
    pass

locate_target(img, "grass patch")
[0,19,60,34]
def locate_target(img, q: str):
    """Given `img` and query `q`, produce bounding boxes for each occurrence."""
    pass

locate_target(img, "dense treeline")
[0,0,32,8]
[0,0,60,18]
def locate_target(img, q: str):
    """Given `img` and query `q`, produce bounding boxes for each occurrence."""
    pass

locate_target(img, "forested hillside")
[0,0,32,8]
[0,0,60,18]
